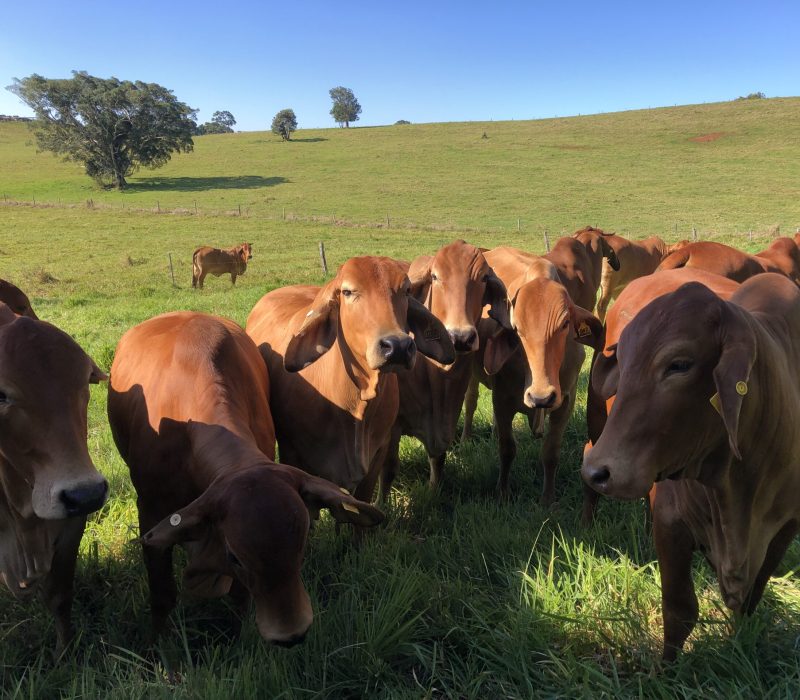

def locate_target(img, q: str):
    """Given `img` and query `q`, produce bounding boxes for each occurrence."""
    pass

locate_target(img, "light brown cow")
[0,305,108,649]
[108,312,383,644]
[378,241,510,498]
[192,242,253,288]
[246,256,454,504]
[595,235,670,322]
[583,274,800,660]
[0,278,38,318]
[656,240,781,282]
[583,268,740,524]
[463,246,603,503]
[753,237,800,282]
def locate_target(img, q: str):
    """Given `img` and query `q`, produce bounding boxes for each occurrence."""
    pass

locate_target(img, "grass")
[1,98,800,697]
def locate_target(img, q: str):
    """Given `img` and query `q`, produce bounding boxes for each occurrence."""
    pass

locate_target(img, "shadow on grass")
[125,176,287,193]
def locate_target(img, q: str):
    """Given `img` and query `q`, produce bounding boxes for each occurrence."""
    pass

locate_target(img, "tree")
[8,71,197,189]
[212,110,236,129]
[329,86,361,127]
[196,110,237,135]
[271,109,298,141]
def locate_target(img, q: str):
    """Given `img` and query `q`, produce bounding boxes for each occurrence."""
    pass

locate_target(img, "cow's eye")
[665,359,693,376]
[562,318,570,329]
[0,392,7,404]
[341,289,353,298]
[431,273,439,282]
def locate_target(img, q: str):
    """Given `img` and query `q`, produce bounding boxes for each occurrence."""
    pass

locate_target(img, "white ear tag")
[169,513,182,527]
[341,502,360,515]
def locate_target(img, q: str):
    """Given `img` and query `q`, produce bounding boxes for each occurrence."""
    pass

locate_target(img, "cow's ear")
[712,303,757,460]
[592,346,619,401]
[569,303,604,351]
[600,237,620,271]
[89,359,108,384]
[483,271,511,330]
[297,474,385,528]
[407,256,433,303]
[284,279,340,371]
[484,325,519,375]
[407,297,455,365]
[141,495,213,549]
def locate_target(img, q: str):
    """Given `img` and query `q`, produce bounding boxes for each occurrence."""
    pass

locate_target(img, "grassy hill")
[1,99,800,697]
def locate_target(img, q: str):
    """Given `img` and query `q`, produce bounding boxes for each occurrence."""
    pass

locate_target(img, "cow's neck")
[337,337,385,405]
[187,421,270,487]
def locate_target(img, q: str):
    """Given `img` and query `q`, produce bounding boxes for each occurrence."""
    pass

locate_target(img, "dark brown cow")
[656,240,778,282]
[246,256,454,504]
[0,305,108,649]
[379,241,510,498]
[192,242,253,288]
[108,312,383,644]
[583,274,800,660]
[0,278,38,318]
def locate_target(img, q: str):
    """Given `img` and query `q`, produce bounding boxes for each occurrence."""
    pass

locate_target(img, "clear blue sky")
[1,1,797,131]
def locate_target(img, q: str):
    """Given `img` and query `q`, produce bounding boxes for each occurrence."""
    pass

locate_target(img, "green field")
[1,98,800,698]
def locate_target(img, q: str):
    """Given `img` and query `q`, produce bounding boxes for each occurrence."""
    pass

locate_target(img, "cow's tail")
[191,249,200,288]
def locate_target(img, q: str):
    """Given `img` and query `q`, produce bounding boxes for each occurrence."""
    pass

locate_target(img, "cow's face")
[240,243,253,261]
[574,228,620,271]
[582,283,755,500]
[0,317,108,519]
[0,280,38,319]
[284,256,455,375]
[143,465,384,645]
[484,279,602,409]
[408,241,509,354]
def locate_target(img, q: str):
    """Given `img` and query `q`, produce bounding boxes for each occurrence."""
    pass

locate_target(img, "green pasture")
[1,98,800,697]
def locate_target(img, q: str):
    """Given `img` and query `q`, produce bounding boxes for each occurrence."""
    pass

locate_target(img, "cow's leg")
[231,272,237,285]
[139,505,177,637]
[461,374,480,442]
[191,267,198,288]
[428,452,446,490]
[378,425,402,504]
[653,489,698,662]
[227,578,251,638]
[41,517,85,652]
[539,390,576,507]
[744,519,799,615]
[493,386,517,500]
[198,271,206,289]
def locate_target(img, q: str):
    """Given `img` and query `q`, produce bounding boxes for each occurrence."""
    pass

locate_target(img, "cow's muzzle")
[379,335,416,369]
[59,479,109,517]
[448,327,479,354]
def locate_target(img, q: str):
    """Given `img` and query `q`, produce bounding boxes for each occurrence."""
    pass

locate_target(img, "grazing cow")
[0,305,108,649]
[656,241,780,282]
[582,274,800,660]
[378,241,510,498]
[583,268,740,524]
[0,278,38,318]
[595,235,670,322]
[192,242,253,288]
[753,237,800,282]
[463,246,603,502]
[108,312,383,644]
[246,256,454,503]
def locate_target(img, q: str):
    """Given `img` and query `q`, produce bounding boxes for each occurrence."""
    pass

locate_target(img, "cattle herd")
[2,226,800,666]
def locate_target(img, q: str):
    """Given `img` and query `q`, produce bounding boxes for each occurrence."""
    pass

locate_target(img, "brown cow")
[753,237,800,282]
[595,235,670,322]
[378,241,510,498]
[192,242,253,288]
[0,278,38,318]
[583,274,800,660]
[246,256,454,504]
[463,246,603,503]
[583,268,740,524]
[0,305,108,649]
[107,312,383,644]
[656,240,781,282]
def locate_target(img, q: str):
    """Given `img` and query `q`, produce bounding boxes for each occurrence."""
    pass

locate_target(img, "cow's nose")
[449,328,478,353]
[60,480,108,517]
[584,465,611,490]
[379,335,416,367]
[273,630,307,648]
[531,391,557,409]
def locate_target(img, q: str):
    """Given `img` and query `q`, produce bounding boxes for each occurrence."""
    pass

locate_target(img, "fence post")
[692,227,697,241]
[32,195,35,205]
[238,204,242,216]
[543,229,550,252]
[319,242,328,276]
[517,218,521,232]
[282,206,285,220]
[168,253,176,287]
[194,200,198,215]
[387,213,390,228]
[157,201,160,213]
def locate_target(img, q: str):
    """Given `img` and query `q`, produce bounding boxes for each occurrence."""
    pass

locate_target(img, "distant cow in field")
[0,279,37,318]
[0,304,108,650]
[192,242,253,288]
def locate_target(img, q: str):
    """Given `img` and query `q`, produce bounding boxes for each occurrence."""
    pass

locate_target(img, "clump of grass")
[34,268,58,284]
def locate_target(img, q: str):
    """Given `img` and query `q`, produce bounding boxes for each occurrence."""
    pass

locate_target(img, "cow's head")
[407,241,509,354]
[0,279,38,319]
[142,464,383,645]
[284,256,455,379]
[582,282,756,500]
[484,275,603,409]
[238,243,253,262]
[0,315,108,519]
[573,226,620,271]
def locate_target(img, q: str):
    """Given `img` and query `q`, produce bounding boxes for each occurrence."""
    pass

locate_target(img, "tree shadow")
[125,176,287,193]
[290,138,327,143]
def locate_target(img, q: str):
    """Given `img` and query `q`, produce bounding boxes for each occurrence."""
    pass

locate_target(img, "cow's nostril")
[60,480,108,517]
[379,338,397,358]
[533,391,557,409]
[588,466,611,488]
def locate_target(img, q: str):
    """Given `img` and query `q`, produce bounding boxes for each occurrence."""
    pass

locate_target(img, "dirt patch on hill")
[689,132,729,143]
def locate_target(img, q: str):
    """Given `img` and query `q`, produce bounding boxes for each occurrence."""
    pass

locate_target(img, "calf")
[0,305,108,649]
[246,256,454,503]
[0,278,37,318]
[108,312,382,644]
[379,241,509,498]
[583,274,800,660]
[192,242,253,288]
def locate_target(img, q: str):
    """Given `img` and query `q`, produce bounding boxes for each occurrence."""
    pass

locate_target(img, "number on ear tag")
[577,321,591,338]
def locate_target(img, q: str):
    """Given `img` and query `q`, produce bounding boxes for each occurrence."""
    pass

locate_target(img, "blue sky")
[1,1,797,131]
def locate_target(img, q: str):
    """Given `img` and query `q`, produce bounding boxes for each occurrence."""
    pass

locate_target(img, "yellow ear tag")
[709,392,722,415]
[341,502,360,515]
[735,381,748,396]
[577,321,591,338]
[169,513,182,527]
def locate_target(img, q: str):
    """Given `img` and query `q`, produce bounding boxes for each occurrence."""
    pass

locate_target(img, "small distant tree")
[271,108,298,140]
[736,92,766,100]
[8,71,196,189]
[329,86,361,127]
[395,119,411,125]
[196,110,236,135]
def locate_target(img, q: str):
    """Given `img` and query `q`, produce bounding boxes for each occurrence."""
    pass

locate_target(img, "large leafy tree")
[197,110,236,135]
[329,86,361,128]
[271,108,298,140]
[8,71,197,189]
